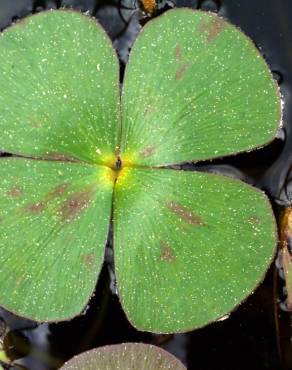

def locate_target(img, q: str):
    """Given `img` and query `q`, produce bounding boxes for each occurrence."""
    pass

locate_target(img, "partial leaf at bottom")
[0,158,114,321]
[60,343,186,370]
[114,168,276,333]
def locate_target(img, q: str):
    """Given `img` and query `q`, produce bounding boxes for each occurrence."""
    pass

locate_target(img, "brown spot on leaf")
[159,241,175,262]
[175,63,189,81]
[208,17,225,42]
[167,201,205,226]
[6,187,23,197]
[200,17,225,42]
[48,183,70,198]
[60,190,94,223]
[140,145,156,158]
[144,105,156,116]
[46,153,77,162]
[24,202,46,214]
[174,44,182,61]
[82,252,96,271]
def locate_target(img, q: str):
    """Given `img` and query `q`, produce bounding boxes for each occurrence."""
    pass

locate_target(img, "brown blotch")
[140,145,156,158]
[45,153,77,162]
[175,63,189,81]
[167,201,205,226]
[82,252,96,271]
[159,241,175,262]
[60,190,93,223]
[208,17,225,42]
[6,187,23,198]
[174,44,182,61]
[143,105,156,117]
[200,17,225,42]
[24,201,46,214]
[48,183,70,198]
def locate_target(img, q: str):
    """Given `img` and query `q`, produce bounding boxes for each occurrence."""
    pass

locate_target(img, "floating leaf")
[0,10,120,165]
[0,8,280,332]
[120,9,280,166]
[60,343,186,369]
[114,168,276,332]
[0,158,113,321]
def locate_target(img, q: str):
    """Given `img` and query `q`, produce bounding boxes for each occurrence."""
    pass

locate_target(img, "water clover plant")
[60,343,186,369]
[0,8,280,333]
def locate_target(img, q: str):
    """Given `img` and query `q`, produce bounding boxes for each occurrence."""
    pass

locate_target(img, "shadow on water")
[0,0,292,369]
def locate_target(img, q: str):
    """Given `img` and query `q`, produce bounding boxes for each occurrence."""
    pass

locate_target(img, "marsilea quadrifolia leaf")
[60,343,186,370]
[0,9,280,332]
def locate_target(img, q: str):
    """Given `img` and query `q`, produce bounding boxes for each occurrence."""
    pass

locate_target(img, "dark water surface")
[0,0,292,369]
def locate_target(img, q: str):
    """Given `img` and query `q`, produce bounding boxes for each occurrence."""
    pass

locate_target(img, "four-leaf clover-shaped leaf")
[0,8,280,333]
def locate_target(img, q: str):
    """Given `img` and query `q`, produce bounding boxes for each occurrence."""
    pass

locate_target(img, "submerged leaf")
[120,9,281,166]
[0,158,114,321]
[0,10,120,165]
[114,168,276,332]
[60,343,186,369]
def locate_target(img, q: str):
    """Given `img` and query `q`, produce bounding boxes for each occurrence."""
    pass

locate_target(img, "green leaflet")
[114,168,276,332]
[120,9,280,166]
[0,10,120,165]
[0,158,113,321]
[60,343,186,370]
